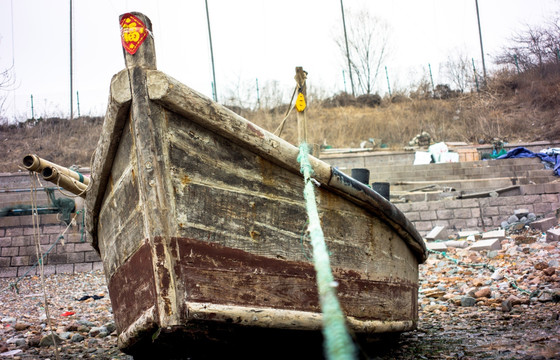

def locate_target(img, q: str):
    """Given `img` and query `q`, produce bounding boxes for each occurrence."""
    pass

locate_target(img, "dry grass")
[0,117,103,173]
[1,66,558,174]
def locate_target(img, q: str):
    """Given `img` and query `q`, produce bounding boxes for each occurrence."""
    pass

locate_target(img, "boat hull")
[86,68,426,357]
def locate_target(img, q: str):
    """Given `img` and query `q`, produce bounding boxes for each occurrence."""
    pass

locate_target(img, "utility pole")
[205,0,218,102]
[475,0,487,86]
[69,0,73,120]
[340,0,355,96]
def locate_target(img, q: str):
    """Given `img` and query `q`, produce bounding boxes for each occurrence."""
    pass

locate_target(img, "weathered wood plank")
[86,69,132,251]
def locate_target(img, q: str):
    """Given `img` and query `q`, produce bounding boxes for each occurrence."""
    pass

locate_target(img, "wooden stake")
[294,67,307,144]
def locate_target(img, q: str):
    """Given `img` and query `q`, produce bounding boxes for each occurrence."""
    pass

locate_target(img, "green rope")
[297,143,357,360]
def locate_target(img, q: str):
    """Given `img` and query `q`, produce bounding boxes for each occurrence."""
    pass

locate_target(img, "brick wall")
[0,213,101,278]
[396,192,560,236]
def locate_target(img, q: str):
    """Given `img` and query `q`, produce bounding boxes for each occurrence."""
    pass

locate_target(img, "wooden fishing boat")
[83,12,427,358]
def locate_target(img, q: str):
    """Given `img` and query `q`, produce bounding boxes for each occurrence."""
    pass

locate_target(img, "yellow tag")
[295,93,306,112]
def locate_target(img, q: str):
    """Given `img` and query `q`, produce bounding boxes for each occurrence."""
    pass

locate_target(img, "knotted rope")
[297,142,357,360]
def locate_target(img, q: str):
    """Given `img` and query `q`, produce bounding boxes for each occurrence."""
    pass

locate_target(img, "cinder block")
[1,247,19,257]
[425,226,447,240]
[74,243,95,252]
[0,267,17,278]
[425,241,448,252]
[47,254,68,264]
[55,264,74,274]
[454,209,472,219]
[482,229,505,239]
[67,252,85,263]
[0,257,11,267]
[444,240,468,248]
[11,236,31,247]
[470,238,502,251]
[530,217,558,232]
[5,228,24,237]
[0,217,21,227]
[458,230,480,238]
[420,211,438,221]
[546,228,560,243]
[0,237,11,246]
[17,266,36,277]
[10,256,29,266]
[84,251,101,262]
[74,262,93,273]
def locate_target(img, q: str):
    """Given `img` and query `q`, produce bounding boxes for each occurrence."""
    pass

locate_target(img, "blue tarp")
[497,146,560,176]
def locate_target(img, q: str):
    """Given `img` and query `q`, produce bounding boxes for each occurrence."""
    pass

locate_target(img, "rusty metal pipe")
[22,154,90,186]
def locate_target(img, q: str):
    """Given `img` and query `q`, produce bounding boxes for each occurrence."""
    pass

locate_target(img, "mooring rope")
[29,172,60,360]
[297,142,357,360]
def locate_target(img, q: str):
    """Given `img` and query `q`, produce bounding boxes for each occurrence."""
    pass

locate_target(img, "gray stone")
[39,333,62,347]
[487,250,499,259]
[78,320,95,327]
[104,322,116,334]
[514,209,530,217]
[508,215,519,224]
[501,221,509,229]
[15,339,26,347]
[528,213,537,221]
[461,296,477,307]
[71,334,85,343]
[89,326,102,337]
[549,259,560,268]
[59,332,72,340]
[501,299,513,312]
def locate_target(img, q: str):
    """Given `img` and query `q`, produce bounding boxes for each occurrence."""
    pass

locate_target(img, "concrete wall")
[0,169,100,278]
[395,191,560,236]
[0,213,101,278]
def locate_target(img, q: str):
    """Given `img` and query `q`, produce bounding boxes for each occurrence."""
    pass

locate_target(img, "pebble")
[474,287,492,298]
[0,271,131,359]
[460,296,477,307]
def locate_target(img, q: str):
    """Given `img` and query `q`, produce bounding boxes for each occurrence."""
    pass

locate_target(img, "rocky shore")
[1,226,559,359]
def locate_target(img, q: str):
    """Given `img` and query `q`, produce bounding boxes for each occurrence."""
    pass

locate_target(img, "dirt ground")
[1,228,559,359]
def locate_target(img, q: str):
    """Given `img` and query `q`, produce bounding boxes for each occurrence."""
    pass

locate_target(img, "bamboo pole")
[23,154,90,186]
[294,67,308,144]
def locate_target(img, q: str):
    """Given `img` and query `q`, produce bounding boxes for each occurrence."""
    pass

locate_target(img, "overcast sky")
[0,0,558,122]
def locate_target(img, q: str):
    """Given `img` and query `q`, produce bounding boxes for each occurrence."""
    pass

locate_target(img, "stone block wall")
[0,213,101,278]
[396,193,560,237]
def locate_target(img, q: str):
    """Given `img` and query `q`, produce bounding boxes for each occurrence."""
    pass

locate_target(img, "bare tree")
[443,51,474,92]
[495,17,560,74]
[335,8,391,95]
[0,66,15,124]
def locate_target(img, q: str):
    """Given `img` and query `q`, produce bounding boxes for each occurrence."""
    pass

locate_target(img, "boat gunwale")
[85,67,427,263]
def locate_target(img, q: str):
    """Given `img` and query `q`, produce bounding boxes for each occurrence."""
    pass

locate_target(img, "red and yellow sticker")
[120,13,148,55]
